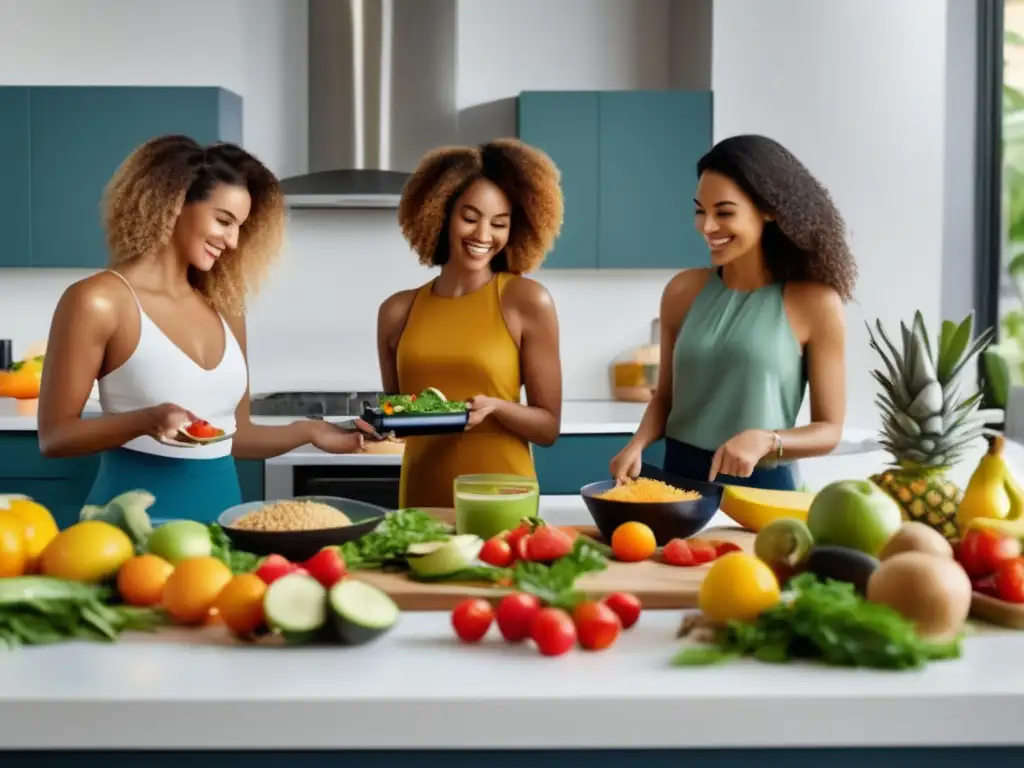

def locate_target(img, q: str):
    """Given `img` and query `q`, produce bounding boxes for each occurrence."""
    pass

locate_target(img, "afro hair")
[397,138,564,274]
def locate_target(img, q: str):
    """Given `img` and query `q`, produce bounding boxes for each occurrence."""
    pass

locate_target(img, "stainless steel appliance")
[255,391,402,509]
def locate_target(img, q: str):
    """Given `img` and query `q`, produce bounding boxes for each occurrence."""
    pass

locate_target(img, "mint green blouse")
[664,270,807,452]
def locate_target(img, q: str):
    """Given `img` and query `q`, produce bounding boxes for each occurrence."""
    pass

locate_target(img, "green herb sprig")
[340,508,453,570]
[209,523,261,575]
[671,573,963,671]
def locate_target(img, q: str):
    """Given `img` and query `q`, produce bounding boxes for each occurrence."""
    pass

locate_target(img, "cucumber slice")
[328,579,400,646]
[406,535,483,577]
[263,573,327,644]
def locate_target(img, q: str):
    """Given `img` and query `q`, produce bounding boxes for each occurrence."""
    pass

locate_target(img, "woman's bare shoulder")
[502,275,555,315]
[661,268,712,320]
[53,272,131,328]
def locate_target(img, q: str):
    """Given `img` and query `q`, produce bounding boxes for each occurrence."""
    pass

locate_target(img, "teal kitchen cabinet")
[0,88,31,268]
[29,86,242,268]
[516,92,599,269]
[517,89,712,270]
[597,91,712,269]
[533,435,665,495]
[0,432,264,529]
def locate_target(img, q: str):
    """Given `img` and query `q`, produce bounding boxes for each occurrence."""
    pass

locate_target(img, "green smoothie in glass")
[454,474,540,540]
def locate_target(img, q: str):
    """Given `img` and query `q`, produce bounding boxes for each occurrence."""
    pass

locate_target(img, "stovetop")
[250,391,384,418]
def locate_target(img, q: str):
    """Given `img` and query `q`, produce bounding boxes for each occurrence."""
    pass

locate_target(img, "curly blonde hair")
[397,139,564,274]
[103,134,286,315]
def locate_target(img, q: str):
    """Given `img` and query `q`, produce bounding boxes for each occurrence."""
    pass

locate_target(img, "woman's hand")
[609,440,644,484]
[466,395,500,430]
[145,403,197,440]
[709,429,776,481]
[310,421,365,454]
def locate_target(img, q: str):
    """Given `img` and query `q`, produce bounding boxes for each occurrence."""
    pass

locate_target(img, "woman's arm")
[38,277,168,458]
[226,313,326,460]
[376,290,417,394]
[487,279,562,447]
[769,284,846,459]
[627,271,707,451]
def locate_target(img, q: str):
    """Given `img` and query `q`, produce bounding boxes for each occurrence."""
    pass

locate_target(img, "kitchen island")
[0,608,1022,756]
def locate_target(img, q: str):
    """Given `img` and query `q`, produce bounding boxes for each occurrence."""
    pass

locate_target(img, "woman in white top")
[37,135,367,523]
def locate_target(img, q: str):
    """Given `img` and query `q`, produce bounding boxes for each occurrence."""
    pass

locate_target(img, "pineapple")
[866,311,1001,541]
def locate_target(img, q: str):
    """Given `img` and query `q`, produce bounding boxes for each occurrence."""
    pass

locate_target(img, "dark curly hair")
[397,139,564,274]
[697,134,857,301]
[103,134,286,315]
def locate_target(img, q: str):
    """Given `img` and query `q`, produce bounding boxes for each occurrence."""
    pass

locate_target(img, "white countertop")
[0,610,1020,750]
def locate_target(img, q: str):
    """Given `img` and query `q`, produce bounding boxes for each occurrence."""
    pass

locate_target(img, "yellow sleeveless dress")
[396,272,535,508]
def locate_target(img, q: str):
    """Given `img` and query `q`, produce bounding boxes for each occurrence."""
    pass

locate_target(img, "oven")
[254,391,403,509]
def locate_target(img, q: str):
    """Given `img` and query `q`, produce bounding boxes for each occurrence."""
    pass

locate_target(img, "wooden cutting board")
[970,591,1024,629]
[350,508,755,611]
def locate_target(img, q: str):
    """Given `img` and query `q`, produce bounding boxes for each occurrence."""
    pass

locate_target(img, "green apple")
[806,480,903,557]
[146,520,213,565]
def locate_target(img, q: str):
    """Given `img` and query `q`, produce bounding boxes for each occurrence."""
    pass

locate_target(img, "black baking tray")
[360,407,469,437]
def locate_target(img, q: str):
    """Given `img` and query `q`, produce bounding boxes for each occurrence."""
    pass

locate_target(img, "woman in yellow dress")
[377,139,565,508]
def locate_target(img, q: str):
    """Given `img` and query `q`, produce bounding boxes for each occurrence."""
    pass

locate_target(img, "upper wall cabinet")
[0,86,242,269]
[517,90,712,270]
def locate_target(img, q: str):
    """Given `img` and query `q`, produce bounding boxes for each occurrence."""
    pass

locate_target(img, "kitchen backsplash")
[0,209,673,401]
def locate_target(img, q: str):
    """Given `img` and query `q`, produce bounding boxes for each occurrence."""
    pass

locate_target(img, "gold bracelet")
[773,432,784,460]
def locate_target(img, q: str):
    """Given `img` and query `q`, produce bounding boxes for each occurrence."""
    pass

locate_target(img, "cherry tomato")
[601,591,642,629]
[958,529,1021,578]
[530,607,576,656]
[451,598,494,643]
[663,539,717,567]
[711,540,742,557]
[505,524,532,561]
[514,534,531,561]
[495,592,542,642]
[526,525,574,562]
[572,600,621,651]
[479,537,514,568]
[996,558,1024,603]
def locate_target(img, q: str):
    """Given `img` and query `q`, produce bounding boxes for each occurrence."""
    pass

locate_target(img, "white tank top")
[96,271,248,460]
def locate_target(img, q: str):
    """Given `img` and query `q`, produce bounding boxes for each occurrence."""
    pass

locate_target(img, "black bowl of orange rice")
[580,464,723,545]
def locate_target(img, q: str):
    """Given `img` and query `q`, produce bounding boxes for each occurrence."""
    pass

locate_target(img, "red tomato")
[301,548,348,588]
[451,599,494,643]
[959,529,1021,578]
[505,524,532,561]
[530,607,576,656]
[526,525,574,562]
[601,591,642,629]
[479,537,514,568]
[996,558,1024,603]
[495,592,542,642]
[662,539,717,567]
[514,534,531,561]
[255,554,297,585]
[711,540,742,557]
[572,600,621,651]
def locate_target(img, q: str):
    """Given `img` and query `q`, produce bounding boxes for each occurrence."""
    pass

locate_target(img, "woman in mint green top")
[610,135,857,490]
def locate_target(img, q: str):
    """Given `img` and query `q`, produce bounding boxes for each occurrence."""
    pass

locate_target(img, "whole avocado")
[806,479,903,557]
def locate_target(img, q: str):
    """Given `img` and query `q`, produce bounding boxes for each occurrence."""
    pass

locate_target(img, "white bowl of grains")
[218,495,389,561]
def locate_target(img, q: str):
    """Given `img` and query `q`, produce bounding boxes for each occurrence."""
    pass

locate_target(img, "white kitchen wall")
[0,0,963,433]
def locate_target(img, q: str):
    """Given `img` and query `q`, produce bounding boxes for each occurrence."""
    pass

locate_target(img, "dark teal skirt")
[84,448,243,524]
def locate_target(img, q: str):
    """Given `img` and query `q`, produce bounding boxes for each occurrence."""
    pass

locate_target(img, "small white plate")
[158,430,235,448]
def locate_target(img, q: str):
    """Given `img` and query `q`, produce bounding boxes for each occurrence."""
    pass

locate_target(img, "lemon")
[40,520,134,583]
[698,552,781,624]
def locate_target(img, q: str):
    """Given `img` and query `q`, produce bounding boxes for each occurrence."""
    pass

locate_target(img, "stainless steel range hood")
[281,0,459,209]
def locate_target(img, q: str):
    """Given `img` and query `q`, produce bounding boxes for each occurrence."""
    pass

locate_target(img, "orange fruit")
[610,521,657,562]
[161,556,233,625]
[215,573,268,636]
[0,497,58,573]
[0,514,28,577]
[116,554,174,607]
[698,552,781,624]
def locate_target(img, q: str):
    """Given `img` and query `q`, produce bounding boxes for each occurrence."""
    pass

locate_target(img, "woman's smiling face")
[447,178,512,271]
[694,170,768,267]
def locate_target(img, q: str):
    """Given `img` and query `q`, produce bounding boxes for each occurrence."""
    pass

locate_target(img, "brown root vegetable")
[865,551,972,642]
[879,522,954,562]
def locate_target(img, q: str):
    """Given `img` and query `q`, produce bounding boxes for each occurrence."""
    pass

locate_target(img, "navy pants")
[663,438,798,491]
